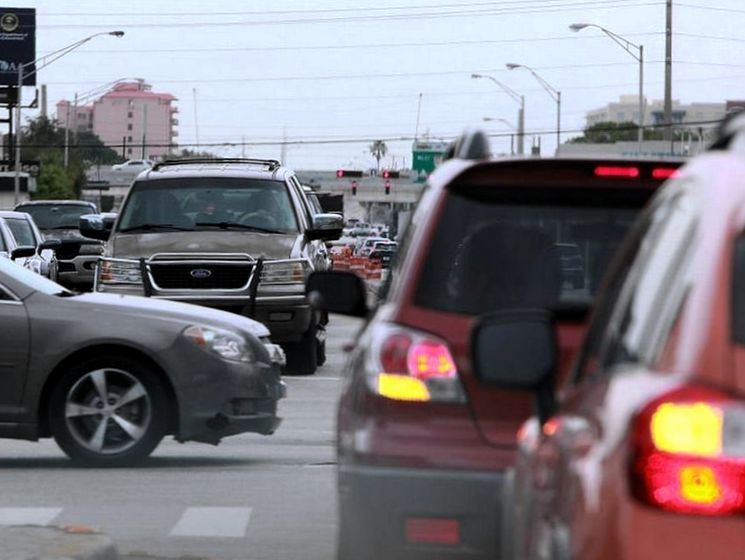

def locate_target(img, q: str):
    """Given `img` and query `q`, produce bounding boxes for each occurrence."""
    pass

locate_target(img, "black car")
[14,200,103,290]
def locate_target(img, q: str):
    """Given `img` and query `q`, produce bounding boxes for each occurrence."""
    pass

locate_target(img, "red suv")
[309,137,682,560]
[489,128,745,560]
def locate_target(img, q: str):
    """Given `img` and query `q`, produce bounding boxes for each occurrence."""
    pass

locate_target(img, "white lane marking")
[169,507,252,538]
[283,377,339,381]
[0,507,63,526]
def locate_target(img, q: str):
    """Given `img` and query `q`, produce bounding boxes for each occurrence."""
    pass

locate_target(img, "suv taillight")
[364,323,466,403]
[631,385,745,515]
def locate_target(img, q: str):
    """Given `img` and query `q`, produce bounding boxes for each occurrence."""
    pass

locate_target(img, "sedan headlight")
[98,259,143,284]
[183,325,255,363]
[260,260,309,285]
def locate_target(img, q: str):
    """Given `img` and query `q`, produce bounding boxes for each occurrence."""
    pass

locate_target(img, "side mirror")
[307,213,344,242]
[471,309,558,424]
[39,238,62,252]
[306,270,368,317]
[11,246,36,260]
[79,212,117,241]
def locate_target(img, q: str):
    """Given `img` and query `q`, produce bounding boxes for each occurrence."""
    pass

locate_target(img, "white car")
[112,159,154,173]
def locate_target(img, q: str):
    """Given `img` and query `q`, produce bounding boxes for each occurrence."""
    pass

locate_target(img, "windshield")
[0,255,69,295]
[5,218,36,247]
[117,178,299,234]
[15,204,93,229]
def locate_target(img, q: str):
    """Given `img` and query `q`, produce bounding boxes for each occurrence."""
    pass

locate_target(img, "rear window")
[415,186,652,316]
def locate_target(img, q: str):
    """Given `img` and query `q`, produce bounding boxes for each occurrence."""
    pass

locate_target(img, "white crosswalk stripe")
[169,506,252,538]
[0,507,62,526]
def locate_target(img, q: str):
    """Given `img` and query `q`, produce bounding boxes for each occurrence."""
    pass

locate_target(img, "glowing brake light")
[652,167,680,179]
[594,166,640,178]
[631,386,745,515]
[369,324,465,403]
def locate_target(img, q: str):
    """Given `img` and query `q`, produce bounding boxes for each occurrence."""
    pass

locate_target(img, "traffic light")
[336,169,363,178]
[384,179,391,195]
[382,170,400,179]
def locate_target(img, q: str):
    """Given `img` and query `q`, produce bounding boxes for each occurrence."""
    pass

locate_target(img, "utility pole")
[414,93,423,139]
[663,0,673,141]
[192,88,200,152]
[141,102,147,159]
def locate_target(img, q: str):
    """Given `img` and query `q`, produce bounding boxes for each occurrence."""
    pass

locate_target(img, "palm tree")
[369,140,388,171]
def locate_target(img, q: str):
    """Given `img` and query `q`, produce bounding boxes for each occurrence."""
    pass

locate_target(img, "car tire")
[284,325,318,376]
[316,339,327,367]
[48,355,170,467]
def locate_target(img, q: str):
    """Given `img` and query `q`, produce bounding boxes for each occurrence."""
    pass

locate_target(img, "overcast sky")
[13,0,745,169]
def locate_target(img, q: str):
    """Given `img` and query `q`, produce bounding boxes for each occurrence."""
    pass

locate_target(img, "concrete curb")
[0,525,118,560]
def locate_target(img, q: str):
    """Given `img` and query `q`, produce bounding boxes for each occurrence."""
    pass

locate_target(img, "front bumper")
[57,255,98,287]
[338,463,504,560]
[171,343,286,444]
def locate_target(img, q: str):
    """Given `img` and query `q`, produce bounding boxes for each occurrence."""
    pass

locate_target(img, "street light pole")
[570,23,644,154]
[13,30,124,205]
[471,73,525,155]
[506,63,561,153]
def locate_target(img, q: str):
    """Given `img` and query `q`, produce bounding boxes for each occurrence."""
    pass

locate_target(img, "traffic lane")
[0,314,365,560]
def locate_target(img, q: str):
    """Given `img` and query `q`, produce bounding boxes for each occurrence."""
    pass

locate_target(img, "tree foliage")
[568,121,675,144]
[165,148,220,160]
[21,115,121,199]
[369,140,388,170]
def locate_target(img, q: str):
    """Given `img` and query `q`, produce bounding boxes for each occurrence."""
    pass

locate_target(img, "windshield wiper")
[55,290,76,298]
[119,223,194,233]
[195,222,285,234]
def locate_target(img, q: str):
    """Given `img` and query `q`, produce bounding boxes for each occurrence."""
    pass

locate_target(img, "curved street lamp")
[14,30,125,204]
[483,117,517,154]
[570,22,644,153]
[471,73,525,155]
[506,63,561,152]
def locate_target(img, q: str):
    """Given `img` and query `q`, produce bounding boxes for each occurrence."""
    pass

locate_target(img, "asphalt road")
[0,315,364,560]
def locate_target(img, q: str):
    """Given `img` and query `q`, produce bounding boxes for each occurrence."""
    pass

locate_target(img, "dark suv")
[309,139,682,560]
[15,200,102,290]
[81,158,343,375]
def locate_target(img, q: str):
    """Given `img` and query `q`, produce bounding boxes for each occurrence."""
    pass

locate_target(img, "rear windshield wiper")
[195,222,285,234]
[119,223,194,233]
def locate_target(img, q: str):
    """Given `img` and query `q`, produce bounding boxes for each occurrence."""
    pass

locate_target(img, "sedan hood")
[111,231,298,260]
[68,291,270,339]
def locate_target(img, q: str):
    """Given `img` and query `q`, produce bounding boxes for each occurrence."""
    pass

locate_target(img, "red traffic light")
[336,169,364,178]
[382,170,400,179]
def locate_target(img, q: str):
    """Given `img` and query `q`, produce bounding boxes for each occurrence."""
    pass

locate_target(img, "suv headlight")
[183,325,255,363]
[260,260,309,285]
[98,259,143,284]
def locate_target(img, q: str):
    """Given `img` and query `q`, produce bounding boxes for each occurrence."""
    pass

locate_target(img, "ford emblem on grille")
[190,268,212,279]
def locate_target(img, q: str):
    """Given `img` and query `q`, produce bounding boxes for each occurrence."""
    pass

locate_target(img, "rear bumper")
[338,463,504,560]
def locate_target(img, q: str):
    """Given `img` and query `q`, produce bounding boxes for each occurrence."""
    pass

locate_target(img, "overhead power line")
[36,1,661,29]
[39,0,654,18]
[40,31,664,56]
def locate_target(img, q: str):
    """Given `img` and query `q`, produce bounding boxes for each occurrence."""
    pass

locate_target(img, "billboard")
[0,7,35,86]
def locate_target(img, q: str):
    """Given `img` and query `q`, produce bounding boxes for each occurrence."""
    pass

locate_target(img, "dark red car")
[491,127,745,560]
[309,142,682,560]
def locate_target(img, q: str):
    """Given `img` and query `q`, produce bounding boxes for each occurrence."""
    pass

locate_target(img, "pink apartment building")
[56,80,178,160]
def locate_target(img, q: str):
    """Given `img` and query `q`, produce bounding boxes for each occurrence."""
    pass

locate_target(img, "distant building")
[585,94,725,132]
[56,80,178,160]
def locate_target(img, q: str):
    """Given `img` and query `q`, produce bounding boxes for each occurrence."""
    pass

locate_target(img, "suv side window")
[573,187,698,383]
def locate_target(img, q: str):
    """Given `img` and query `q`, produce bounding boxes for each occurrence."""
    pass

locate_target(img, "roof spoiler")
[152,158,281,171]
[443,129,491,161]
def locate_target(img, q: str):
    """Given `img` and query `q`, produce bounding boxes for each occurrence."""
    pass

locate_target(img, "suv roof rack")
[152,158,281,172]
